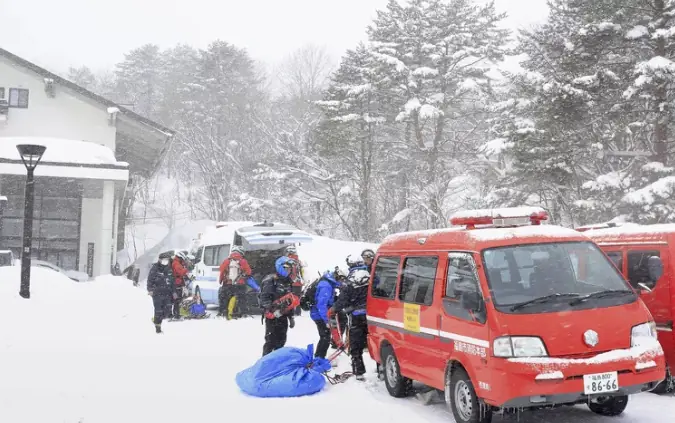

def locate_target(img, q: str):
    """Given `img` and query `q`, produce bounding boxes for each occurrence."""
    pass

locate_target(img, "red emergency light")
[449,208,549,229]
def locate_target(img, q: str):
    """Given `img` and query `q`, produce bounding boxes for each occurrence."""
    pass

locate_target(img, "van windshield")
[482,241,635,314]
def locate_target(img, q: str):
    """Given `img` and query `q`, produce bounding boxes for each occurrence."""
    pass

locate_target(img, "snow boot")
[355,374,365,382]
[155,324,162,334]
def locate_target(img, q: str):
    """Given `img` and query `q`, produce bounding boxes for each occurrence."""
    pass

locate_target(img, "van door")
[396,254,443,385]
[439,253,490,389]
[625,247,672,331]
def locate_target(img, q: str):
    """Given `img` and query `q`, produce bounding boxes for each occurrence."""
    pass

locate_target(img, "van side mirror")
[647,256,663,283]
[461,291,482,312]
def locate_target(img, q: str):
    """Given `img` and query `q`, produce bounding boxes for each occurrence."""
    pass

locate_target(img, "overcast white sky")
[0,0,549,74]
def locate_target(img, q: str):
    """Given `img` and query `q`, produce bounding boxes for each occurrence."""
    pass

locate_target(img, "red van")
[366,208,665,423]
[581,223,674,393]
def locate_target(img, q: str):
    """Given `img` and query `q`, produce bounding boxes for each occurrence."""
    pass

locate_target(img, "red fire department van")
[580,223,674,393]
[366,208,665,423]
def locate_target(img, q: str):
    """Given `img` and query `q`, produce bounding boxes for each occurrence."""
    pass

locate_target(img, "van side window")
[398,256,438,306]
[444,253,485,323]
[628,250,661,288]
[203,244,231,266]
[606,251,622,271]
[371,256,401,299]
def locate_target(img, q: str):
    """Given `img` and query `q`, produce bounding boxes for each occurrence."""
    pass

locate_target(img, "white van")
[190,221,313,305]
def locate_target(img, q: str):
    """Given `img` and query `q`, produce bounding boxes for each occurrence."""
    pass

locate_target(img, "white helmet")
[348,269,371,287]
[346,254,365,268]
[175,251,187,261]
[285,245,297,255]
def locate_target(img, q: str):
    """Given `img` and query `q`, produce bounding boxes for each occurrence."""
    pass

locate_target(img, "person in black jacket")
[331,268,370,381]
[259,256,297,356]
[361,249,375,273]
[147,252,174,334]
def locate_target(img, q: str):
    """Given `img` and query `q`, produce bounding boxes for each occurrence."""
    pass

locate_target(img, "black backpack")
[299,277,321,311]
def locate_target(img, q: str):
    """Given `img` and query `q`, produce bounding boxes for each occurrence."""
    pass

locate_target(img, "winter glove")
[288,316,295,329]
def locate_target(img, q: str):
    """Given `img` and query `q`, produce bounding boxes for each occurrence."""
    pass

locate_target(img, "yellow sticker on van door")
[403,303,421,333]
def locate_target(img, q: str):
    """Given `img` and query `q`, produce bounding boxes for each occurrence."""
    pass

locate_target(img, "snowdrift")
[236,344,331,397]
[297,235,379,279]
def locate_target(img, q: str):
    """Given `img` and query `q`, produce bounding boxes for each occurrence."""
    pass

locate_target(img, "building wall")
[0,56,116,151]
[79,180,116,277]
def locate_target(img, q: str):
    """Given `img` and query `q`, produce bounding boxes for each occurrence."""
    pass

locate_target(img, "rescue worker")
[259,256,297,356]
[331,268,370,381]
[147,252,174,334]
[361,249,375,273]
[309,270,341,359]
[336,255,367,337]
[218,246,252,319]
[171,251,190,319]
[285,245,304,316]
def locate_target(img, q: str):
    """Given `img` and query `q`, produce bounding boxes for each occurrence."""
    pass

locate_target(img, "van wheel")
[446,367,492,423]
[588,395,629,416]
[652,366,673,394]
[381,346,411,397]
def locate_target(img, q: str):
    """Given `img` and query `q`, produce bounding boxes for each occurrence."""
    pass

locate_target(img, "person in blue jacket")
[310,271,341,359]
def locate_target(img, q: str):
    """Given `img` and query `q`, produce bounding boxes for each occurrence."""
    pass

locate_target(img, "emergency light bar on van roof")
[449,207,549,229]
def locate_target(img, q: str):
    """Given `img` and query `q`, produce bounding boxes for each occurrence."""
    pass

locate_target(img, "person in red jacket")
[171,251,190,319]
[218,246,253,319]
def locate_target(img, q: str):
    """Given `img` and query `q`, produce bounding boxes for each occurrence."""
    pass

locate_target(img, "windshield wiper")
[510,293,582,311]
[569,290,635,306]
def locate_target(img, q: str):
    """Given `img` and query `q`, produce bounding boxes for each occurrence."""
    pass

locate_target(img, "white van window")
[203,244,231,266]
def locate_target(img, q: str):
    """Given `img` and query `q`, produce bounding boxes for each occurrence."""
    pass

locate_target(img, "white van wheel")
[446,367,492,423]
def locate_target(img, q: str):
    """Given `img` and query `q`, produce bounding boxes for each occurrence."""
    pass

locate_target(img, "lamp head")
[16,144,46,171]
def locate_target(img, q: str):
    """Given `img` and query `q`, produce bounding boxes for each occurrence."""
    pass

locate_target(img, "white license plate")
[583,371,619,395]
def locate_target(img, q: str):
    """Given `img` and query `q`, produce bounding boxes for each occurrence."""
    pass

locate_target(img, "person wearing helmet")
[171,251,190,320]
[330,268,371,380]
[259,256,297,356]
[361,249,375,273]
[346,254,368,277]
[285,245,304,316]
[147,252,174,334]
[309,269,342,359]
[218,246,253,319]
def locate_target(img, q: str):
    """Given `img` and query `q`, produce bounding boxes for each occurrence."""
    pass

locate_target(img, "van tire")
[381,346,411,398]
[651,365,673,394]
[446,367,492,423]
[587,395,629,416]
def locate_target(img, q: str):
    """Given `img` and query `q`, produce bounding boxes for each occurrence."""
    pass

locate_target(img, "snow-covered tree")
[367,0,510,229]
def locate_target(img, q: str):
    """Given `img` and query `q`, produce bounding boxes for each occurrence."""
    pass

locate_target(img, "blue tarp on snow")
[235,344,331,398]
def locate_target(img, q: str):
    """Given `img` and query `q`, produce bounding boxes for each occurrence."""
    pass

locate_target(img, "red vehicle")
[580,223,674,393]
[366,208,665,423]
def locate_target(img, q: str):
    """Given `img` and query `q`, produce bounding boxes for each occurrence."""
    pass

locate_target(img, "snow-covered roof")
[0,137,127,167]
[382,225,584,249]
[586,223,675,238]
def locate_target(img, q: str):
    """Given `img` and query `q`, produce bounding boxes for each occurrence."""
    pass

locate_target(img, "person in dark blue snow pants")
[310,271,341,359]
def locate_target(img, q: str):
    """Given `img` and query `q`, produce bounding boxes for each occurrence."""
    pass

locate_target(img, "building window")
[371,256,400,299]
[398,256,438,305]
[0,87,5,99]
[8,88,29,108]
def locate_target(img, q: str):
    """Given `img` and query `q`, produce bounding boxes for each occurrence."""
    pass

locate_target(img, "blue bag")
[190,303,206,316]
[235,344,331,398]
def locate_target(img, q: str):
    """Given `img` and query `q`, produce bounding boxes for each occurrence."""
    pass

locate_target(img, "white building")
[0,48,174,277]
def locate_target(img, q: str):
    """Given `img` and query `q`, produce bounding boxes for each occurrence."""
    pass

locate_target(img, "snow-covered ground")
[0,266,672,423]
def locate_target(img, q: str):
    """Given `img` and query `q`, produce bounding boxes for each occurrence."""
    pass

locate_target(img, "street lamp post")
[16,144,46,299]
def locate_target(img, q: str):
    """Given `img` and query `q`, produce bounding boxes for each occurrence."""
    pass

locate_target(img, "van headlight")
[493,336,548,358]
[631,322,657,347]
